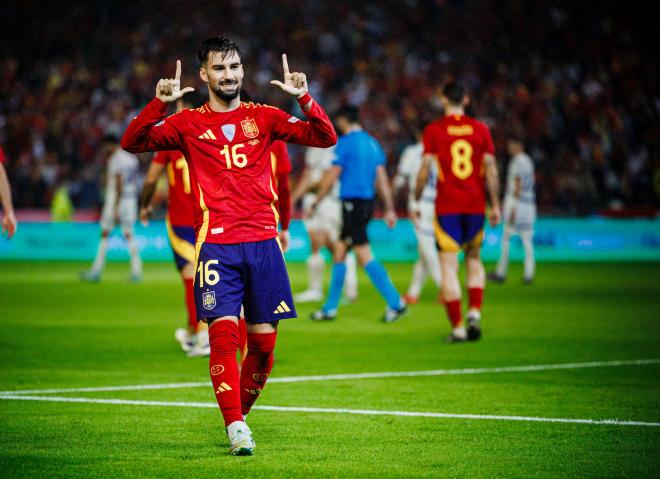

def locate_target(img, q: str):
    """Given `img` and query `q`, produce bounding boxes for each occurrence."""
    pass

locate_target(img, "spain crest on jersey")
[202,291,216,310]
[240,118,259,139]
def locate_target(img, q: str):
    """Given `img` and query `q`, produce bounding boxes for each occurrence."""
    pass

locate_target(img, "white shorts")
[412,200,437,240]
[100,198,137,231]
[503,196,536,233]
[302,193,341,243]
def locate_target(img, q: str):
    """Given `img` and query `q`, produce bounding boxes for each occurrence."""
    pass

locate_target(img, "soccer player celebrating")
[490,136,536,284]
[0,145,17,239]
[81,135,142,282]
[121,37,336,455]
[416,83,501,342]
[310,106,406,323]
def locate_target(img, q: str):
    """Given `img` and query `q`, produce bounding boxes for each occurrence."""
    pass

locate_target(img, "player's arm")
[269,54,337,148]
[0,162,17,239]
[121,60,193,153]
[415,154,433,201]
[376,165,397,229]
[484,153,501,226]
[311,166,341,211]
[113,173,123,222]
[139,160,166,225]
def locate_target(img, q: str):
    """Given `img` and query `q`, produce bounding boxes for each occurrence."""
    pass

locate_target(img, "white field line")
[0,394,658,428]
[0,358,658,396]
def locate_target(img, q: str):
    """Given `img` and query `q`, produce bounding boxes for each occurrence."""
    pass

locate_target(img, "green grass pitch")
[0,261,658,478]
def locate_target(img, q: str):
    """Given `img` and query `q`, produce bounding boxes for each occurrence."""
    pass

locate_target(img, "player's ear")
[199,66,208,84]
[463,95,470,107]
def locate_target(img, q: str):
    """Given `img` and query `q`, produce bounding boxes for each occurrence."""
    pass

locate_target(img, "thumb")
[180,87,195,94]
[270,80,286,88]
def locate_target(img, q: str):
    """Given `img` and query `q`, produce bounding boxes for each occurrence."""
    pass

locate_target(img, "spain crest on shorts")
[202,291,216,310]
[240,118,259,138]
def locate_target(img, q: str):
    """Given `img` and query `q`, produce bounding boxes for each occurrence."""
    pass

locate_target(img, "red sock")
[468,287,483,311]
[240,331,277,416]
[445,300,463,328]
[183,278,197,331]
[208,321,243,426]
[238,318,248,364]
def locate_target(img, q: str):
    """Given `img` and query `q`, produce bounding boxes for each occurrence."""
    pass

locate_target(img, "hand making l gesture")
[156,60,195,103]
[270,54,308,98]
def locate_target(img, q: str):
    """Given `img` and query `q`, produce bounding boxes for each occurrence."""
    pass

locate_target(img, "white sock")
[453,326,467,338]
[521,230,535,280]
[307,252,325,293]
[126,232,142,277]
[344,252,358,299]
[496,227,512,277]
[91,237,108,274]
[407,260,426,298]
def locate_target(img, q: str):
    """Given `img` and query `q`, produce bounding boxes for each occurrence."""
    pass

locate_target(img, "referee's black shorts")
[340,198,374,247]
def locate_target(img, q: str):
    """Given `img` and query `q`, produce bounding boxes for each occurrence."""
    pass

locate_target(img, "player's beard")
[211,80,241,102]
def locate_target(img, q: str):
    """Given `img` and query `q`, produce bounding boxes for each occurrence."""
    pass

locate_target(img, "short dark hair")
[443,82,465,106]
[198,36,241,65]
[335,105,360,124]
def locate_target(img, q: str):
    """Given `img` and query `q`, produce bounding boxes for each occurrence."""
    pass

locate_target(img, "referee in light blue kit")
[310,106,407,322]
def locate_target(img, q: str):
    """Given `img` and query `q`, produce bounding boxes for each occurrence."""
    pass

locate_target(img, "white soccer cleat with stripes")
[226,420,255,456]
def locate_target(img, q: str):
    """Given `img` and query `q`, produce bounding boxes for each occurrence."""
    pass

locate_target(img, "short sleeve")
[374,140,386,166]
[482,123,495,155]
[152,151,169,166]
[331,138,345,167]
[0,146,5,164]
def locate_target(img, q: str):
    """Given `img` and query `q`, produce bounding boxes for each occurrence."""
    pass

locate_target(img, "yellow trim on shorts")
[466,228,485,250]
[434,219,461,253]
[165,216,195,264]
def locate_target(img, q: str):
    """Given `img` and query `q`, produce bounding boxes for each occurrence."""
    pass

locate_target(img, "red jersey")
[122,94,336,244]
[152,150,196,227]
[0,146,6,164]
[270,140,292,230]
[423,114,495,215]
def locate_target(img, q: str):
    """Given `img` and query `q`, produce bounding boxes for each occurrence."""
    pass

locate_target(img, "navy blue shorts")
[194,238,296,324]
[435,214,485,252]
[167,222,196,271]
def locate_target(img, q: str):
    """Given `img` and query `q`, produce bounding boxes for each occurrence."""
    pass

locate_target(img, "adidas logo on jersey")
[198,129,217,140]
[273,301,291,314]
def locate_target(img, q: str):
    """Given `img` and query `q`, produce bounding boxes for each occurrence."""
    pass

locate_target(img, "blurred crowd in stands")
[0,0,657,216]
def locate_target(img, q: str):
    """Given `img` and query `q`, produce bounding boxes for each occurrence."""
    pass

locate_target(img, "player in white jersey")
[393,133,442,304]
[490,137,536,284]
[292,146,358,303]
[81,135,143,282]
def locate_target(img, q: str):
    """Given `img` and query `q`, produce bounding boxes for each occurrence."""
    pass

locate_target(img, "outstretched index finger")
[282,54,290,76]
[175,60,182,81]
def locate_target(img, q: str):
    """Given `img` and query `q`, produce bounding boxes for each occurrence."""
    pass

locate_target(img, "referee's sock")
[365,260,402,310]
[323,262,347,313]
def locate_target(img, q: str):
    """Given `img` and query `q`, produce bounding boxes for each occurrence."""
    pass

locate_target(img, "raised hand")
[270,54,308,98]
[156,60,195,103]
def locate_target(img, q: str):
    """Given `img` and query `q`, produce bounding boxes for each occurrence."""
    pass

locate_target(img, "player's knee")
[247,321,278,335]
